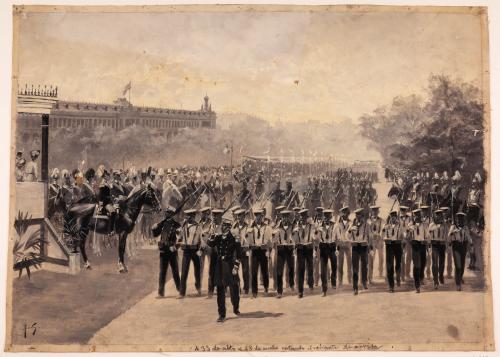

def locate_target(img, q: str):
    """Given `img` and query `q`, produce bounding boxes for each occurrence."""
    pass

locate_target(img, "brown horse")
[63,185,161,272]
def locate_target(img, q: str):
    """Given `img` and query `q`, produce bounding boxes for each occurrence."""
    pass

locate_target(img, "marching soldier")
[368,206,384,283]
[178,209,203,297]
[399,206,411,282]
[382,210,404,292]
[313,206,324,287]
[207,209,224,297]
[231,209,250,294]
[448,212,471,291]
[316,209,337,296]
[428,209,447,290]
[347,208,372,295]
[270,181,284,219]
[283,180,300,209]
[152,206,181,297]
[333,206,352,286]
[309,180,322,214]
[440,206,453,279]
[293,208,316,298]
[407,209,429,293]
[207,217,242,323]
[272,210,295,298]
[247,209,272,297]
[420,205,432,280]
[199,206,212,289]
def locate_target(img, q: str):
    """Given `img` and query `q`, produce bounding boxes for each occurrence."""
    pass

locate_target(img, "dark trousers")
[158,249,180,295]
[276,246,295,294]
[216,284,239,318]
[251,248,269,294]
[296,245,314,293]
[452,241,468,286]
[180,247,201,296]
[385,241,403,289]
[411,241,426,289]
[320,243,337,292]
[208,251,218,294]
[431,241,446,285]
[241,249,250,293]
[351,244,368,290]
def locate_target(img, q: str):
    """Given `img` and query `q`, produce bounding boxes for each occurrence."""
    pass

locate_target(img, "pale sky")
[16,8,484,123]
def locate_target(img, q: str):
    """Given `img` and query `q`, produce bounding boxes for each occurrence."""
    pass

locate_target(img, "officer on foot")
[207,216,242,323]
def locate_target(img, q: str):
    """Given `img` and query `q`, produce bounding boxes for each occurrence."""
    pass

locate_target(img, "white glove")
[265,251,270,258]
[196,250,202,257]
[369,250,375,257]
[246,251,250,257]
[169,246,176,252]
[335,250,339,257]
[232,267,238,275]
[313,251,317,258]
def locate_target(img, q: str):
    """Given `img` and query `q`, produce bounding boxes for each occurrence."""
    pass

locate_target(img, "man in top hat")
[407,209,429,293]
[448,212,471,291]
[272,209,295,298]
[24,150,40,182]
[315,209,337,296]
[347,208,372,295]
[15,151,26,182]
[231,208,251,294]
[238,180,253,209]
[293,208,316,298]
[247,208,273,297]
[428,209,447,289]
[368,205,384,283]
[333,206,352,286]
[382,210,405,292]
[255,170,265,198]
[207,216,242,323]
[178,208,203,297]
[80,168,96,203]
[152,206,181,298]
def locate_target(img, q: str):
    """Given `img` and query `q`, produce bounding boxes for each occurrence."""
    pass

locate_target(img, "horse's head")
[144,184,162,213]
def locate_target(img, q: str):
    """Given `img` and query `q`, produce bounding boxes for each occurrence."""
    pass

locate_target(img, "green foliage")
[13,211,47,279]
[359,74,484,179]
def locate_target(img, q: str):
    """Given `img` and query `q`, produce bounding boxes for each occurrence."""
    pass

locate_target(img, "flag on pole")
[122,81,132,95]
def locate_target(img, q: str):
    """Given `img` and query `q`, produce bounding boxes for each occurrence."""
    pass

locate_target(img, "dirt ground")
[9,246,157,346]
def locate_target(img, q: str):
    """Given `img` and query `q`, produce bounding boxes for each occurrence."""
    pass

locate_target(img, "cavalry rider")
[98,169,117,235]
